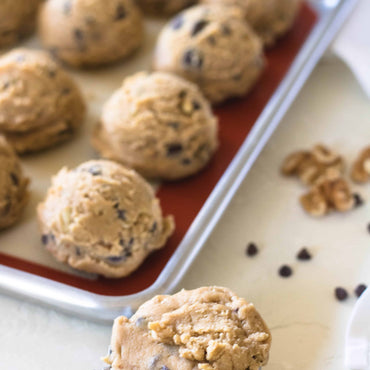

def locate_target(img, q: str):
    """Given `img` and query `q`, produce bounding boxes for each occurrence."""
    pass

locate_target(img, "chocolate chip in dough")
[166,143,183,157]
[115,3,126,21]
[183,49,203,69]
[191,20,209,37]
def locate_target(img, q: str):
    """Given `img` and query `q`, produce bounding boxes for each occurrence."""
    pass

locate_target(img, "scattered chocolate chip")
[279,265,293,278]
[106,255,125,264]
[183,49,203,69]
[41,234,49,245]
[222,24,232,35]
[75,246,82,256]
[207,35,216,45]
[117,209,126,221]
[63,1,72,15]
[182,158,191,165]
[61,87,71,95]
[353,193,364,207]
[171,15,183,30]
[192,100,201,110]
[335,287,348,301]
[115,3,126,21]
[48,69,56,78]
[88,166,102,176]
[74,28,84,42]
[167,122,179,129]
[245,242,258,257]
[166,143,183,157]
[10,173,19,186]
[355,284,367,298]
[191,20,209,37]
[150,222,157,233]
[297,248,312,261]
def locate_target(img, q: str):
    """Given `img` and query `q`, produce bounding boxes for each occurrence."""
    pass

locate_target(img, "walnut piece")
[300,177,354,216]
[281,144,344,186]
[351,147,370,183]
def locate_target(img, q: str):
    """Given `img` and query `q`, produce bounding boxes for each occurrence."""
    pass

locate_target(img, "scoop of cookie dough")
[0,136,29,230]
[38,0,144,68]
[37,160,174,278]
[136,0,196,16]
[104,286,271,369]
[92,71,218,180]
[0,0,42,47]
[153,5,265,104]
[0,48,86,154]
[200,0,302,46]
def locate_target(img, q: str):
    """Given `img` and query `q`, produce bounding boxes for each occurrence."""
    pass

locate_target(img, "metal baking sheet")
[0,0,359,322]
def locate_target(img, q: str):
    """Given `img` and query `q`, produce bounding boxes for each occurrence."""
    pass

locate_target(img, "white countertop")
[1,16,370,370]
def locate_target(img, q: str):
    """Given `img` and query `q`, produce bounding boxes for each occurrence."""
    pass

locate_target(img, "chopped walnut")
[281,144,344,186]
[351,147,370,183]
[300,177,354,216]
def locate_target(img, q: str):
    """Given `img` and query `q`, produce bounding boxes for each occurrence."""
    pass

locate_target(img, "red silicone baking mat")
[0,3,317,296]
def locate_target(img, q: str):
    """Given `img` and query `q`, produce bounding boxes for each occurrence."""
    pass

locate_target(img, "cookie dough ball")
[153,5,265,104]
[0,49,86,154]
[38,0,144,68]
[104,286,271,369]
[0,136,29,230]
[0,0,42,47]
[92,72,218,180]
[136,0,196,16]
[37,160,174,278]
[201,0,302,46]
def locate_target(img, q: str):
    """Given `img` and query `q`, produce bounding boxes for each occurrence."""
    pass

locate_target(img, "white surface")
[1,12,370,370]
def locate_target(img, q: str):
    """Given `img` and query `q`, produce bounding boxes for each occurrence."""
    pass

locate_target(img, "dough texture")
[0,48,86,154]
[92,71,218,180]
[153,5,265,104]
[0,136,29,230]
[38,0,144,68]
[104,286,271,369]
[37,160,174,278]
[200,0,302,46]
[136,0,196,15]
[0,0,42,47]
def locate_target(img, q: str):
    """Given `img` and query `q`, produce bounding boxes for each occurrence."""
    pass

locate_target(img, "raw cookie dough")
[0,48,86,154]
[0,136,29,230]
[37,160,174,278]
[104,286,271,369]
[0,0,42,47]
[38,0,144,68]
[136,0,196,16]
[153,5,265,104]
[92,71,218,180]
[200,0,302,46]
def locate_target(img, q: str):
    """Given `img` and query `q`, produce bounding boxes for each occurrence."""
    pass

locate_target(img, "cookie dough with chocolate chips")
[136,0,196,16]
[0,136,29,230]
[38,0,144,68]
[0,48,86,154]
[104,286,271,369]
[153,4,265,104]
[92,71,218,180]
[0,0,42,47]
[200,0,302,46]
[37,160,174,278]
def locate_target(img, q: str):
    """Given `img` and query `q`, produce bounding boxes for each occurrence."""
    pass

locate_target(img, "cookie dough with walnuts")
[153,4,265,104]
[37,160,174,278]
[0,48,85,154]
[0,136,29,230]
[200,0,302,46]
[104,286,271,369]
[92,71,218,180]
[136,0,196,15]
[0,0,42,47]
[38,0,144,68]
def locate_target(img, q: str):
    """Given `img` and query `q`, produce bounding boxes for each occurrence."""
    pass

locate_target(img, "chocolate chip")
[183,49,203,69]
[245,242,258,257]
[166,143,183,157]
[233,74,242,81]
[171,15,183,30]
[48,69,56,78]
[117,209,126,221]
[150,222,157,233]
[106,255,125,264]
[161,367,170,370]
[355,284,367,298]
[41,234,49,245]
[191,20,209,37]
[88,166,102,176]
[353,193,364,207]
[75,246,82,256]
[63,1,72,15]
[335,287,348,301]
[61,87,71,95]
[279,265,293,278]
[74,29,84,44]
[297,248,312,261]
[192,100,201,110]
[207,36,216,45]
[115,3,126,21]
[10,173,19,186]
[167,122,180,129]
[222,24,232,35]
[182,158,191,165]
